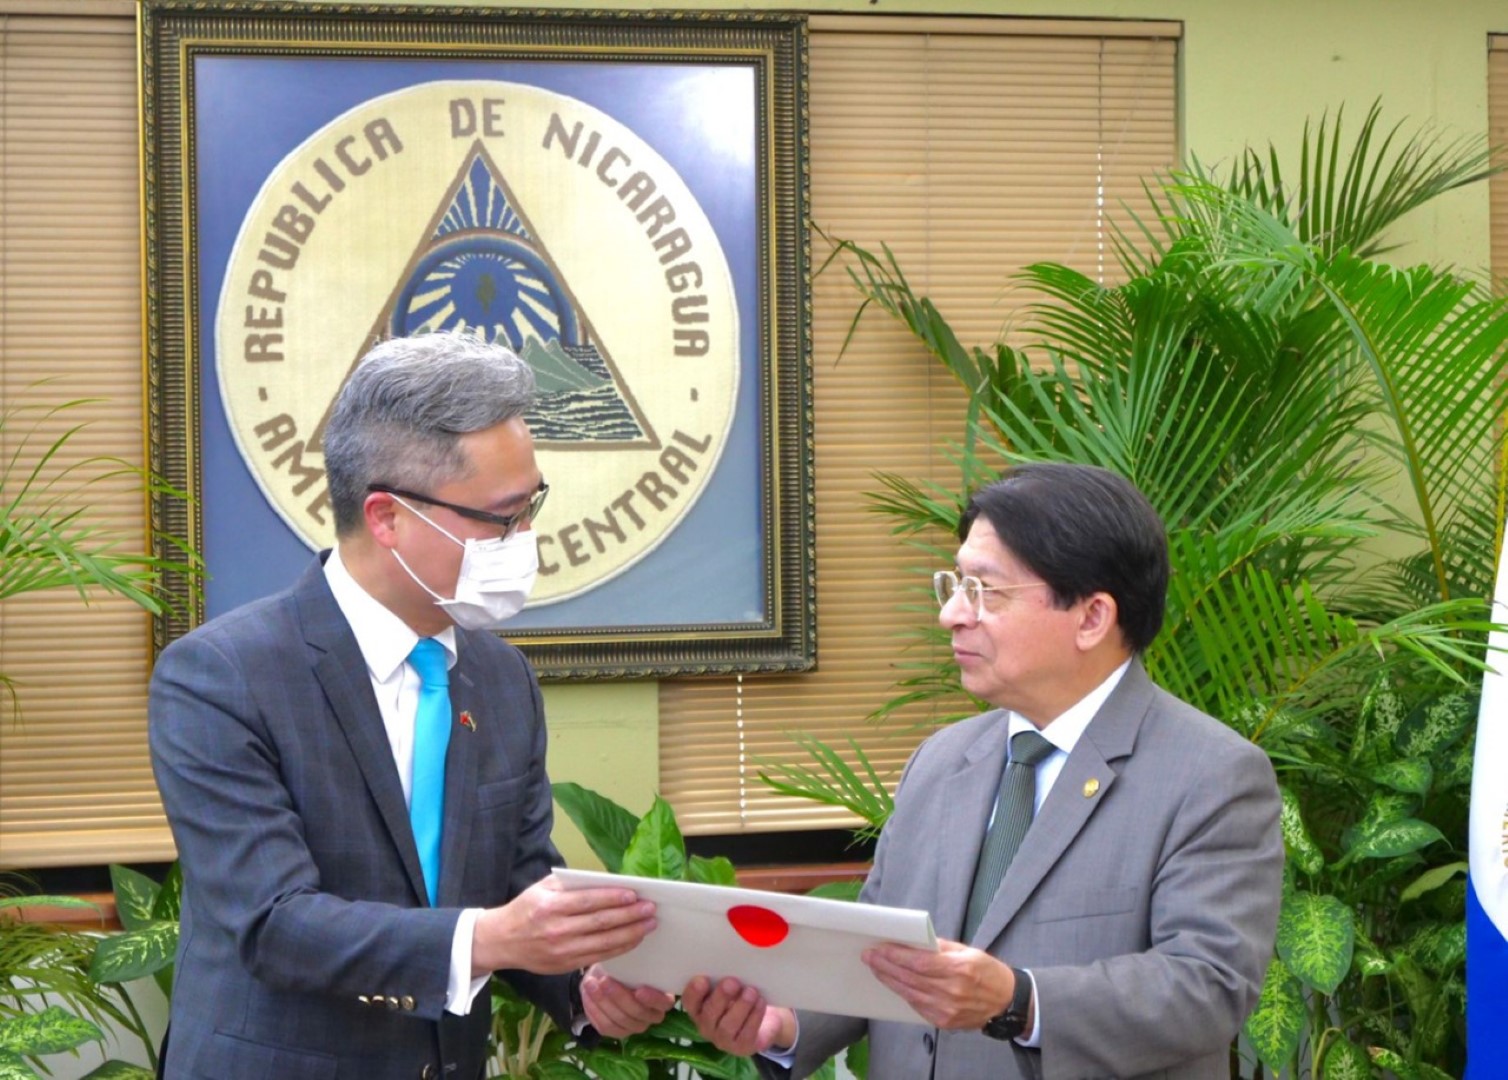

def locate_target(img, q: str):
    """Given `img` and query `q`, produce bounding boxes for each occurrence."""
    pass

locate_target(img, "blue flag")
[1468,544,1508,1077]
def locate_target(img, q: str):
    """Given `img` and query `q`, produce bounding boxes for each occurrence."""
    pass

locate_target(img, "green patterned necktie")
[963,729,1056,940]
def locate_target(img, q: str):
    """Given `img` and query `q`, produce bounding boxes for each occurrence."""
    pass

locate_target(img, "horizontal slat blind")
[660,22,1178,834]
[1492,36,1507,292]
[0,12,168,867]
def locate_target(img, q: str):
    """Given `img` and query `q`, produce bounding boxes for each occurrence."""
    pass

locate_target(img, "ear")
[364,491,402,549]
[1075,592,1120,652]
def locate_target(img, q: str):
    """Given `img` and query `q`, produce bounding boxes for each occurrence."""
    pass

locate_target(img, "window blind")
[659,17,1180,835]
[0,5,166,867]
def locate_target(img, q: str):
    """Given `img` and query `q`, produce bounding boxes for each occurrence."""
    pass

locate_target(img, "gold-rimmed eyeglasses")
[933,570,1048,620]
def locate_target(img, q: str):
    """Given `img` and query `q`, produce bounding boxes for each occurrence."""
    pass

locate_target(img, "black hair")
[958,462,1169,652]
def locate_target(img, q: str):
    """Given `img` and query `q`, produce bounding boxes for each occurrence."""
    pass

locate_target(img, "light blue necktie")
[408,638,451,907]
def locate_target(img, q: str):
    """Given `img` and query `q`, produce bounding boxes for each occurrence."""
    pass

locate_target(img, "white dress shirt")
[324,549,489,1016]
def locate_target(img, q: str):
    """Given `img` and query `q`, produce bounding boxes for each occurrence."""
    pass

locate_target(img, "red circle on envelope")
[727,904,789,947]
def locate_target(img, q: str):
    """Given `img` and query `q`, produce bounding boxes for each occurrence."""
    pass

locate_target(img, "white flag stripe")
[1469,545,1508,937]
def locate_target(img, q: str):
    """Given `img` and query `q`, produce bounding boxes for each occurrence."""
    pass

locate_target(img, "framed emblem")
[140,2,813,677]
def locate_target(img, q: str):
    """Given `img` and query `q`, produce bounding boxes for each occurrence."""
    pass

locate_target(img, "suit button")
[372,995,385,1006]
[924,1032,936,1053]
[421,1066,437,1080]
[386,995,401,1009]
[401,995,416,1011]
[358,995,370,1005]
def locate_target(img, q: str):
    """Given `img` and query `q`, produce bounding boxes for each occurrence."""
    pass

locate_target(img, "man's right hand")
[472,875,657,977]
[682,975,796,1056]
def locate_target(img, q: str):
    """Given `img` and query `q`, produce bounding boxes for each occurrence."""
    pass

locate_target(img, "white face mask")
[390,497,539,629]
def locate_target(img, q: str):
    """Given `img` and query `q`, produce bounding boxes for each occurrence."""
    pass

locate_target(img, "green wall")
[495,0,1505,862]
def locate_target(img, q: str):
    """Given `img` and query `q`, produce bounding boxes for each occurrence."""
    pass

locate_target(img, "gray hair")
[323,330,536,535]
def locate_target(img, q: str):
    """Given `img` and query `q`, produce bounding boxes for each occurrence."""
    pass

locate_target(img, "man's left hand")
[863,939,1017,1030]
[580,966,674,1038]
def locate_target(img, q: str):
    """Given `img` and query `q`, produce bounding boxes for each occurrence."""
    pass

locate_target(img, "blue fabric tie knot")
[408,638,451,907]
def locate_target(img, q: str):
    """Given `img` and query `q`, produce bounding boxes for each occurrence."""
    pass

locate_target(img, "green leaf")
[1369,758,1433,796]
[808,1060,837,1080]
[845,1036,870,1080]
[0,1005,102,1056]
[1402,921,1466,974]
[687,855,737,887]
[621,797,686,882]
[1395,693,1475,758]
[0,1053,39,1080]
[81,1063,156,1079]
[89,921,179,984]
[1400,861,1466,904]
[108,865,160,931]
[552,783,640,874]
[1339,792,1417,859]
[1354,940,1393,977]
[1343,817,1446,862]
[640,1011,703,1044]
[151,861,183,922]
[807,880,864,902]
[1243,957,1304,1074]
[1369,1046,1419,1079]
[531,1062,591,1080]
[1322,1035,1372,1080]
[1276,891,1354,994]
[0,894,101,916]
[623,1037,746,1079]
[1277,785,1323,875]
[1356,680,1408,760]
[580,1049,649,1080]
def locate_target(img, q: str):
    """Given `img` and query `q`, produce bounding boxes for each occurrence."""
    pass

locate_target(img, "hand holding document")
[554,867,938,1024]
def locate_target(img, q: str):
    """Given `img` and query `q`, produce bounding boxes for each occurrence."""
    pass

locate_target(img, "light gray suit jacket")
[149,557,574,1080]
[781,662,1283,1080]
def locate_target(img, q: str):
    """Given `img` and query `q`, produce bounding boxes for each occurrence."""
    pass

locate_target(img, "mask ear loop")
[386,494,463,604]
[390,494,467,548]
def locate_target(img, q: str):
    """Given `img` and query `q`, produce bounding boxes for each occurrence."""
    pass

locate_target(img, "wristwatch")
[981,967,1032,1041]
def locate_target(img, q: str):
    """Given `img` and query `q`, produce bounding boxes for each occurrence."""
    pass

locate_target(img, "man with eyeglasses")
[684,462,1283,1080]
[149,330,671,1079]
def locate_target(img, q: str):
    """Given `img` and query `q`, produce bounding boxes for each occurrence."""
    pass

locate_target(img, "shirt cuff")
[759,1013,799,1068]
[445,908,491,1016]
[1016,968,1041,1048]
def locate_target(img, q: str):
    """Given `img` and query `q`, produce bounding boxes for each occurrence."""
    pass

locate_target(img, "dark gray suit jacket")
[776,662,1283,1080]
[149,557,573,1079]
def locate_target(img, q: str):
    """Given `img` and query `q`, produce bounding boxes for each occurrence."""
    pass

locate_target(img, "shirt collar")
[324,547,456,682]
[1007,658,1132,757]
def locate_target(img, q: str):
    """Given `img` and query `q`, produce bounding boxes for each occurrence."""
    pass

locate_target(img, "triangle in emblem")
[313,141,659,451]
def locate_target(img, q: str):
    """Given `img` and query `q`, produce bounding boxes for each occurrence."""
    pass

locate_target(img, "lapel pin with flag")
[1467,533,1508,1077]
[459,710,476,733]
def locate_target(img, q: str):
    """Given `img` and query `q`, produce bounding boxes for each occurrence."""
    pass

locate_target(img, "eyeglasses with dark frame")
[368,479,549,538]
[933,569,1049,621]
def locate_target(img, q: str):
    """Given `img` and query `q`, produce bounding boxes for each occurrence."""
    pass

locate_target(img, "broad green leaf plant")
[773,104,1506,1078]
[0,879,155,1079]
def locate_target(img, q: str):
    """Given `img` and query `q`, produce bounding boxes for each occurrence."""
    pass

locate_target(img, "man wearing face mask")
[148,330,671,1080]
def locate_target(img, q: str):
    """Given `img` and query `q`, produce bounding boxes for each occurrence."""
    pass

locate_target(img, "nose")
[938,585,975,628]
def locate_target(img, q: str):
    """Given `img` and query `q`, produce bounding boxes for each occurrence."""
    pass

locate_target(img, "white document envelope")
[554,867,937,1025]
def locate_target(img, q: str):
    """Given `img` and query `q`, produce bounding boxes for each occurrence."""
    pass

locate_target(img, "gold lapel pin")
[1083,778,1100,798]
